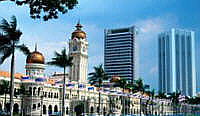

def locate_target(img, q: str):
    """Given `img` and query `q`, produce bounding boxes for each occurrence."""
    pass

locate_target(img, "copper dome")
[26,46,45,64]
[110,75,120,83]
[72,21,86,39]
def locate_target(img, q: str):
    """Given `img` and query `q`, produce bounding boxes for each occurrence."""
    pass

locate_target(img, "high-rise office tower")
[158,28,196,96]
[104,26,138,82]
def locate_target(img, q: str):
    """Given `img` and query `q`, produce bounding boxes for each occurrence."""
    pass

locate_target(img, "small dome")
[72,21,86,39]
[110,75,120,83]
[26,45,45,64]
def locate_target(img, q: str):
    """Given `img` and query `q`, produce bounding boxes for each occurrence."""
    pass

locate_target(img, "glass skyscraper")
[158,28,196,96]
[104,26,138,82]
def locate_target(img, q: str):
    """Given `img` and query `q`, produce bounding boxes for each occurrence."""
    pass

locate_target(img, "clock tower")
[69,21,88,83]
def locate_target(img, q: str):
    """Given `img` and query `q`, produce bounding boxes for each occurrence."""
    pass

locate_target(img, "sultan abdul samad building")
[0,22,169,116]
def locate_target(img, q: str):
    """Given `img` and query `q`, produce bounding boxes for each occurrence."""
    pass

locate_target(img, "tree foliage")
[0,16,30,64]
[0,0,78,21]
[47,47,73,116]
[168,91,181,104]
[135,78,149,93]
[0,80,9,95]
[88,64,108,87]
[47,48,73,68]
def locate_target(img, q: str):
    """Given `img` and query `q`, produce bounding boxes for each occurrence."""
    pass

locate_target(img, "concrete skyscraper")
[104,26,138,82]
[158,28,196,96]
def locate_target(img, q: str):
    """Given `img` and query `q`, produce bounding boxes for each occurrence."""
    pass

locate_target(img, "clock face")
[73,46,77,51]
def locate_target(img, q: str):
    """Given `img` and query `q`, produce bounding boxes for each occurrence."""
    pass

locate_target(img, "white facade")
[69,23,88,83]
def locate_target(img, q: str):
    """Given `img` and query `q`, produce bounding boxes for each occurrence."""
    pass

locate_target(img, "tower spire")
[35,43,37,52]
[75,19,82,30]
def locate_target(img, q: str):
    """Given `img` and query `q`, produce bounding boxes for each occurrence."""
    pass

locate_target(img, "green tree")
[88,64,108,115]
[168,91,181,104]
[18,83,26,116]
[47,48,73,116]
[156,91,167,99]
[0,80,9,111]
[135,78,149,94]
[0,16,30,116]
[168,91,181,113]
[0,0,78,21]
[114,77,130,115]
[150,89,155,115]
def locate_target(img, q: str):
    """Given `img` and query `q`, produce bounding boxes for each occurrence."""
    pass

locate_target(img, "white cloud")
[135,14,178,45]
[149,66,158,74]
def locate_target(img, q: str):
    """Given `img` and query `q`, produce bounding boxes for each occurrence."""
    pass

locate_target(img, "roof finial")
[35,43,37,52]
[75,19,82,29]
[78,19,80,24]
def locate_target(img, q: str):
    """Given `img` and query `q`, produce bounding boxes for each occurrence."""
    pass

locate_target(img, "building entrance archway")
[13,103,19,113]
[74,103,84,116]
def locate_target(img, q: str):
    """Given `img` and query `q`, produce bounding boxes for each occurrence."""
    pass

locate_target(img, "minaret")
[69,21,88,83]
[25,44,45,79]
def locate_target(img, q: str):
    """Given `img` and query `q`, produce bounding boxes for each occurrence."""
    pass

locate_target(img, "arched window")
[97,106,99,113]
[48,105,52,114]
[33,87,36,95]
[13,103,19,113]
[43,105,46,114]
[48,92,50,98]
[54,105,58,112]
[33,104,36,110]
[90,107,93,113]
[38,103,40,108]
[54,93,56,98]
[38,87,41,96]
[66,107,68,114]
[103,107,106,115]
[0,103,2,111]
[45,92,47,97]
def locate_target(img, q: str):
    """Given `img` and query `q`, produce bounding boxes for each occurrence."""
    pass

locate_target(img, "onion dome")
[72,21,86,39]
[26,45,45,64]
[110,75,120,83]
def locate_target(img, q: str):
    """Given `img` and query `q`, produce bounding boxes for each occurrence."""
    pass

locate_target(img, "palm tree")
[113,77,130,115]
[19,83,26,116]
[0,80,10,111]
[156,91,167,99]
[88,64,108,115]
[169,91,181,104]
[0,16,30,116]
[47,48,73,116]
[135,78,149,94]
[168,91,181,114]
[150,89,155,115]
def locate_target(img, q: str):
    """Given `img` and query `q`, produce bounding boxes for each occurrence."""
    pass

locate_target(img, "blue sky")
[0,0,200,93]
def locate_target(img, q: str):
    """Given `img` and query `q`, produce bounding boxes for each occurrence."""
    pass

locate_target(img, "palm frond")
[0,34,10,47]
[13,29,22,42]
[0,18,10,33]
[10,16,17,30]
[88,64,107,86]
[16,44,30,56]
[47,48,73,68]
[0,47,12,64]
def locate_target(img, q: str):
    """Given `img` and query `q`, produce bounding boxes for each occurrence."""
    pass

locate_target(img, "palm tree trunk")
[62,66,66,116]
[123,88,125,115]
[10,43,15,116]
[98,79,101,115]
[152,96,154,115]
[4,92,6,111]
[21,96,24,116]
